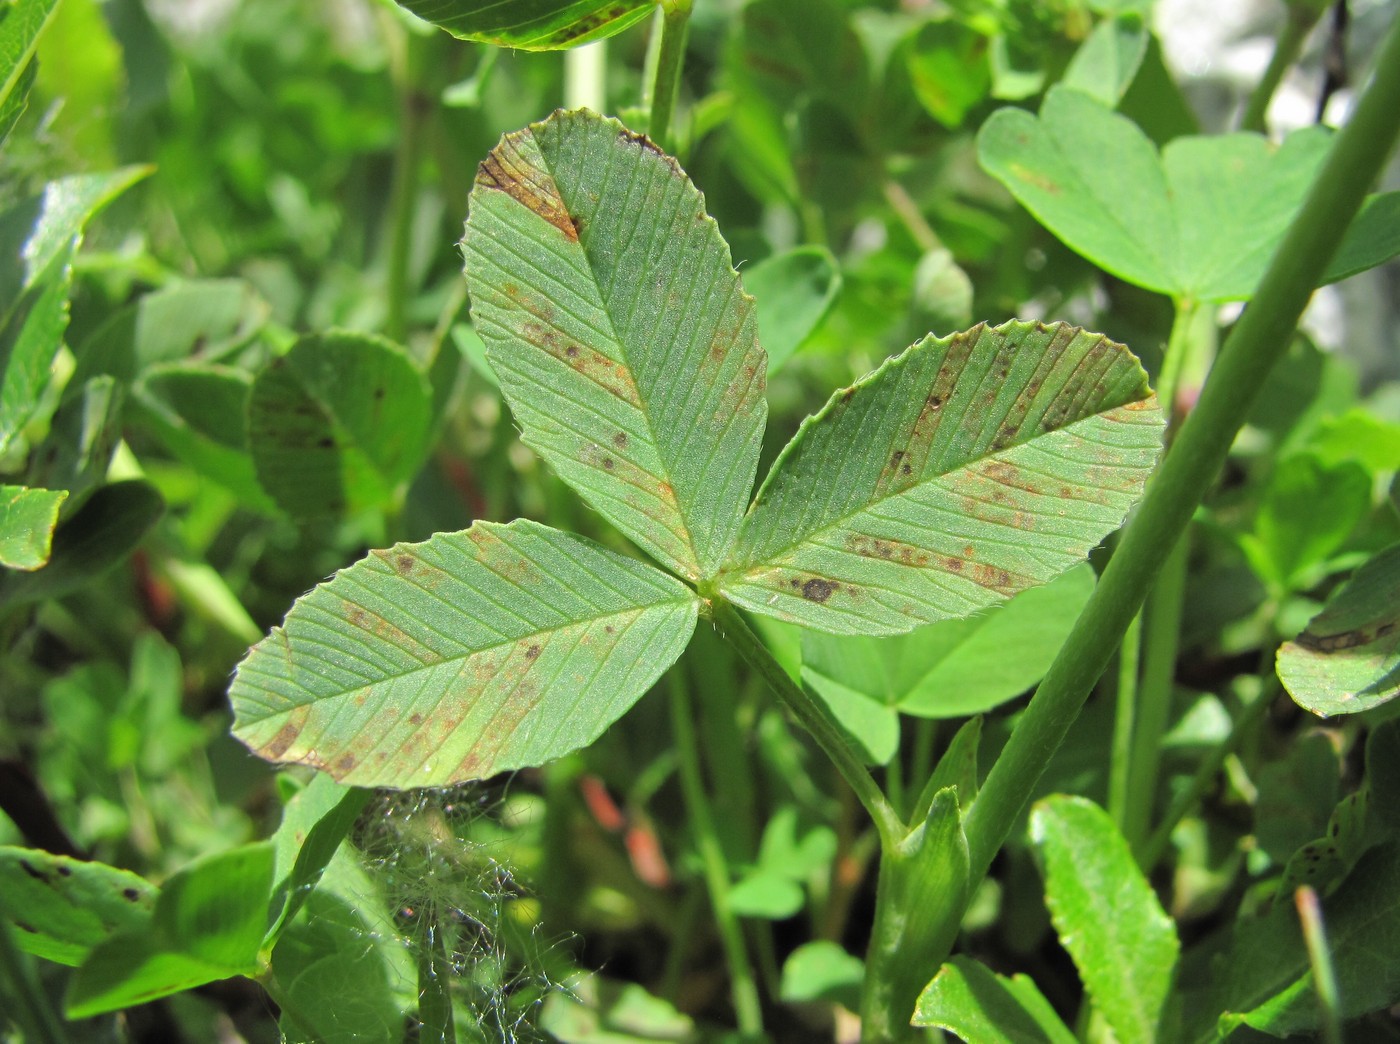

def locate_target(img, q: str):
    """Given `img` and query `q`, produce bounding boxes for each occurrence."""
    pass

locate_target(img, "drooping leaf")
[230,519,699,788]
[66,842,274,1017]
[913,956,1077,1043]
[0,0,59,114]
[0,245,71,456]
[1278,542,1400,717]
[247,331,432,519]
[0,484,66,569]
[978,86,1334,302]
[0,479,163,608]
[0,847,155,966]
[1060,12,1147,107]
[743,246,841,376]
[462,109,767,581]
[1030,796,1179,1043]
[390,0,654,50]
[718,321,1161,635]
[134,363,279,515]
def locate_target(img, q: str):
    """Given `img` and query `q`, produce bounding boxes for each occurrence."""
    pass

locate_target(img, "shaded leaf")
[1031,796,1178,1043]
[248,331,432,519]
[743,246,841,376]
[231,519,699,788]
[0,245,71,456]
[463,109,766,581]
[913,956,1077,1043]
[718,321,1161,635]
[0,479,163,608]
[0,847,155,966]
[0,0,58,114]
[780,941,864,1010]
[67,843,274,1017]
[391,0,655,50]
[978,86,1331,301]
[36,375,123,513]
[0,484,66,569]
[1324,191,1400,284]
[1278,542,1400,717]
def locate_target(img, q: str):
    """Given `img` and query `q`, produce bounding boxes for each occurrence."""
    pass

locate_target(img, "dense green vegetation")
[3,1,1400,1041]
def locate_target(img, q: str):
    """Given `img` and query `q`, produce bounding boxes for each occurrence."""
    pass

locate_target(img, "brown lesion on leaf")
[477,135,580,243]
[845,533,931,567]
[1295,620,1397,654]
[967,562,1020,595]
[521,321,642,407]
[332,753,356,776]
[259,705,310,760]
[801,578,837,603]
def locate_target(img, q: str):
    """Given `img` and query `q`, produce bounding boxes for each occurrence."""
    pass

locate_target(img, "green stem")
[669,669,765,1037]
[416,906,457,1044]
[1296,885,1344,1044]
[711,599,904,848]
[0,921,67,1044]
[1139,680,1274,869]
[1108,612,1141,831]
[564,39,608,112]
[646,0,692,150]
[963,9,1400,908]
[1241,5,1322,134]
[385,30,432,344]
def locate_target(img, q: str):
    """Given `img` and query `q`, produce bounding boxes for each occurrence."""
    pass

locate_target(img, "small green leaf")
[1324,191,1400,284]
[463,109,767,581]
[540,974,696,1040]
[978,86,1332,301]
[0,479,164,608]
[231,519,699,788]
[780,941,864,1010]
[66,842,275,1018]
[728,872,804,919]
[0,847,155,966]
[719,321,1161,635]
[248,331,432,519]
[0,484,66,569]
[905,19,992,129]
[913,956,1077,1042]
[1278,542,1400,717]
[0,0,59,115]
[1061,12,1147,107]
[391,0,654,50]
[35,375,123,511]
[1030,796,1179,1043]
[0,245,71,456]
[744,246,841,376]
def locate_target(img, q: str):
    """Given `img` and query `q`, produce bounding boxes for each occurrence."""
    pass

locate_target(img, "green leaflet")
[1031,797,1179,1043]
[230,519,699,788]
[718,321,1162,635]
[914,956,1076,1043]
[463,109,767,581]
[0,484,66,569]
[0,0,59,115]
[392,0,655,50]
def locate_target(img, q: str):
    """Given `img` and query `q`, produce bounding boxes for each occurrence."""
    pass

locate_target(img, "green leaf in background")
[905,19,992,130]
[0,484,66,569]
[913,955,1077,1043]
[1030,796,1178,1043]
[231,519,699,788]
[0,847,156,966]
[248,331,432,519]
[1242,453,1371,593]
[463,109,767,581]
[72,277,268,387]
[33,0,123,167]
[727,872,804,919]
[718,321,1161,635]
[0,58,34,149]
[1060,12,1147,107]
[0,0,59,114]
[35,376,123,513]
[1323,191,1400,283]
[540,973,696,1041]
[780,941,864,1011]
[731,805,837,918]
[743,246,841,376]
[66,842,275,1017]
[0,479,163,608]
[0,247,71,456]
[1278,542,1400,717]
[978,86,1336,302]
[135,363,279,515]
[1203,842,1400,1039]
[390,0,654,50]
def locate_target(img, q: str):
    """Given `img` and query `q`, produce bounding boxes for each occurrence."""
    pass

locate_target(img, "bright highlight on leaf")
[718,320,1162,635]
[463,109,766,581]
[230,519,699,788]
[391,0,655,50]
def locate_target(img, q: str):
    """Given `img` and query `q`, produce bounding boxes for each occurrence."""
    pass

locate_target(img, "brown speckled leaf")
[229,519,698,787]
[717,321,1163,635]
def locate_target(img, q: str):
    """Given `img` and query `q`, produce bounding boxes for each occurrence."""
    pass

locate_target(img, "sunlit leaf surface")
[231,519,699,787]
[393,0,655,50]
[719,320,1162,635]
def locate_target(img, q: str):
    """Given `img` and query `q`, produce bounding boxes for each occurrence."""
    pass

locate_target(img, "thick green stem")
[1241,5,1322,134]
[962,8,1400,912]
[711,599,903,848]
[646,0,692,150]
[669,670,765,1037]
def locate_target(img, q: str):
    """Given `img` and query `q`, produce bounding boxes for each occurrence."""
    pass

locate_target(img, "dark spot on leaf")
[374,386,386,400]
[122,887,141,902]
[604,625,615,635]
[525,645,541,660]
[16,922,36,933]
[317,436,335,449]
[477,139,579,242]
[18,861,46,883]
[802,578,837,603]
[565,344,580,358]
[613,432,628,449]
[333,754,356,774]
[928,395,943,409]
[408,712,423,725]
[602,457,615,470]
[891,451,904,468]
[395,554,415,575]
[264,722,300,759]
